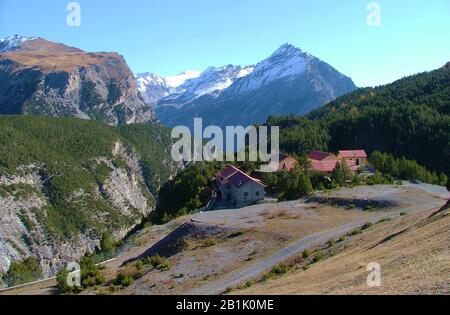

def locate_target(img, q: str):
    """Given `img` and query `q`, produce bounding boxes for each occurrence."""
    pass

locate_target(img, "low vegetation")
[1,257,42,287]
[153,161,224,223]
[143,255,171,271]
[370,151,447,186]
[361,222,374,230]
[261,263,290,281]
[114,273,134,287]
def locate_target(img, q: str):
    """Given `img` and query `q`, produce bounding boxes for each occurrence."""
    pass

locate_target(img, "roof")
[216,165,241,179]
[279,156,297,171]
[308,151,335,161]
[310,160,338,173]
[338,150,368,159]
[310,160,358,173]
[217,165,266,188]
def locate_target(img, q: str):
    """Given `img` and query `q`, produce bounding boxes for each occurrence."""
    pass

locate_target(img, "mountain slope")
[270,64,450,177]
[152,43,357,128]
[0,116,177,278]
[0,36,154,125]
[238,197,450,295]
[137,65,254,107]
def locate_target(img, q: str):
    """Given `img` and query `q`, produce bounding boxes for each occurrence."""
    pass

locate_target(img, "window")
[255,192,260,197]
[244,192,249,197]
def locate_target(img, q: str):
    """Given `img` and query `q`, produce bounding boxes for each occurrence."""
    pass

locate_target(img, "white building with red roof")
[215,165,265,208]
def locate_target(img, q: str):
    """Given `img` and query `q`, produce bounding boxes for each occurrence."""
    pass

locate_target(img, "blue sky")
[0,0,449,87]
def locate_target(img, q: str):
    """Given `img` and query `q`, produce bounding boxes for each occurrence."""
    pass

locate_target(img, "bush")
[302,249,310,259]
[261,263,290,282]
[157,262,171,272]
[377,218,391,224]
[331,162,353,186]
[277,167,314,201]
[115,273,134,287]
[134,260,144,271]
[271,264,289,275]
[313,252,324,263]
[400,212,407,216]
[348,229,361,236]
[144,255,167,269]
[361,222,373,230]
[363,205,376,211]
[95,274,105,285]
[79,255,103,289]
[338,236,346,242]
[327,239,335,247]
[56,268,72,294]
[202,238,217,248]
[2,257,43,287]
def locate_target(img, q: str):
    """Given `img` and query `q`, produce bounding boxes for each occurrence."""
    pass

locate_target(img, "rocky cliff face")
[0,141,158,277]
[0,37,154,125]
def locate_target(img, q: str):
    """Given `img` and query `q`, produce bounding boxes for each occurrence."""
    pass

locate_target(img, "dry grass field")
[237,201,450,295]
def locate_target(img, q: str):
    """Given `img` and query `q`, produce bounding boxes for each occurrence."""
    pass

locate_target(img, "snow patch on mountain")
[173,65,255,98]
[136,65,255,105]
[165,71,202,88]
[135,73,172,104]
[0,35,36,52]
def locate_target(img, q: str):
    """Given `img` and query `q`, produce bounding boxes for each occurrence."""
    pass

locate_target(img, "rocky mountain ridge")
[0,36,154,126]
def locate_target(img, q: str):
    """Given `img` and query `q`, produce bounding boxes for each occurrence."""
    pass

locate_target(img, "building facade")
[216,165,266,208]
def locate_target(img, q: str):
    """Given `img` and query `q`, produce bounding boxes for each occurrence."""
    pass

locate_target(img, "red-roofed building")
[307,151,338,162]
[308,150,366,174]
[310,160,339,174]
[215,165,265,208]
[278,155,298,171]
[338,150,368,169]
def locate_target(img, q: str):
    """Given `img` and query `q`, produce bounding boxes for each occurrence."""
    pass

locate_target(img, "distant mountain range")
[137,43,357,128]
[0,35,154,126]
[0,36,357,128]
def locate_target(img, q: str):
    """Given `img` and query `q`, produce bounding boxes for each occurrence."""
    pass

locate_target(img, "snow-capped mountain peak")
[229,43,313,95]
[270,42,303,57]
[136,42,355,119]
[0,35,36,52]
